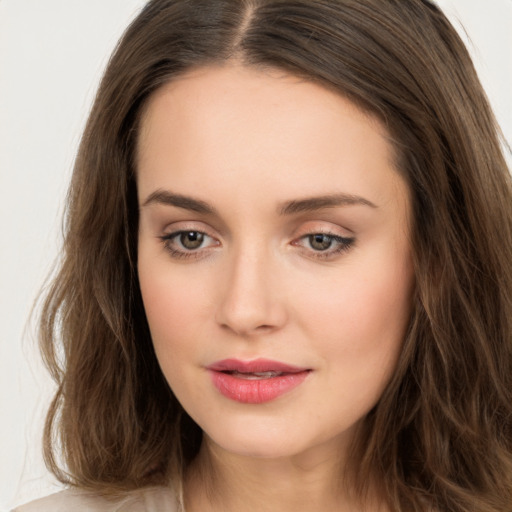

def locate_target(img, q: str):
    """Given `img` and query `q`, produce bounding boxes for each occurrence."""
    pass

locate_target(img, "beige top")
[13,486,180,512]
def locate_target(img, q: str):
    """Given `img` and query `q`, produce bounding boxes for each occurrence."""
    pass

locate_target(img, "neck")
[184,436,386,512]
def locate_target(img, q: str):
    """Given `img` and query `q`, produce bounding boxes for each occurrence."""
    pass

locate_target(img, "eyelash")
[159,231,218,261]
[159,230,355,261]
[294,233,355,260]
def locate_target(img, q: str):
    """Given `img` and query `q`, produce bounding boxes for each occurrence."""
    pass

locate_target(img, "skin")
[137,64,414,512]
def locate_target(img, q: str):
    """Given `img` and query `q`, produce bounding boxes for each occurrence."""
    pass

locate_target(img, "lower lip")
[209,370,310,404]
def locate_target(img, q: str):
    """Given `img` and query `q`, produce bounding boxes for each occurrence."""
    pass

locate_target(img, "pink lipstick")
[207,358,310,404]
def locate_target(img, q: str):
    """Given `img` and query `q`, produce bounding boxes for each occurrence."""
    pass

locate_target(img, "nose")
[215,246,287,337]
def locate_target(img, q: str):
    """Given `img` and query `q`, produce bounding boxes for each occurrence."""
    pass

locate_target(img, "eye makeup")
[158,228,355,262]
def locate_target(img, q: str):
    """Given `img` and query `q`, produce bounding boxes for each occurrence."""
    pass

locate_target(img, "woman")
[15,0,512,511]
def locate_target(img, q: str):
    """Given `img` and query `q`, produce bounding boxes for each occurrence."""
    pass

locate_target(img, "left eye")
[296,233,355,255]
[307,234,336,251]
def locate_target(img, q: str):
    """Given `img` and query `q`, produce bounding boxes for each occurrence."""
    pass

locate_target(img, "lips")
[207,358,311,404]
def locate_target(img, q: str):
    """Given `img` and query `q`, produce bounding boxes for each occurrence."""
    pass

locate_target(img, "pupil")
[310,234,332,251]
[180,231,204,249]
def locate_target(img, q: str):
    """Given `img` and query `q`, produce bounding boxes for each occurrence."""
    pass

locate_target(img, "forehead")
[136,64,403,210]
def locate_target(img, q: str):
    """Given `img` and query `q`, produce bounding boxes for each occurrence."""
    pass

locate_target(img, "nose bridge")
[216,240,285,335]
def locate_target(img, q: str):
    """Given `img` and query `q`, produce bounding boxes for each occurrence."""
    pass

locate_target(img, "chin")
[198,414,304,458]
[210,433,306,460]
[201,413,348,463]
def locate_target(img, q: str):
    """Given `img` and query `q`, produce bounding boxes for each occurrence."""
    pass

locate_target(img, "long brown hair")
[39,1,512,510]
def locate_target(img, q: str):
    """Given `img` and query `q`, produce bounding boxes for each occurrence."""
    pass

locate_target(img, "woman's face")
[137,65,414,461]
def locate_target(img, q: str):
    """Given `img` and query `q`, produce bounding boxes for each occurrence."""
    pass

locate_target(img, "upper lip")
[207,358,309,374]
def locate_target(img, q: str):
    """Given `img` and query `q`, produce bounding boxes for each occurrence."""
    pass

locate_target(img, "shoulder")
[13,486,180,512]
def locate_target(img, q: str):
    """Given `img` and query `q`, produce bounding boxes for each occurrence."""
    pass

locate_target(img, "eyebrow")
[279,194,377,215]
[142,190,217,215]
[141,190,377,215]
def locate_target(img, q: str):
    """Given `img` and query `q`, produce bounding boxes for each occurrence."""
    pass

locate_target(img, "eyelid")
[292,220,354,238]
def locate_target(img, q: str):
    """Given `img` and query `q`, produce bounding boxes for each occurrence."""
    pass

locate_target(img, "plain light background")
[1,1,511,510]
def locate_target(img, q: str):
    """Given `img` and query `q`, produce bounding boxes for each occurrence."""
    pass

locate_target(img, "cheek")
[138,254,209,363]
[296,245,413,369]
[138,264,212,409]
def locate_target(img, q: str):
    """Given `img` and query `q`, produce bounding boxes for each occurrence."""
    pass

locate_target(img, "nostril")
[219,322,275,336]
[256,324,273,331]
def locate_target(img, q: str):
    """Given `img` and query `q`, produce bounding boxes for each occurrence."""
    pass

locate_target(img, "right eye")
[159,230,219,259]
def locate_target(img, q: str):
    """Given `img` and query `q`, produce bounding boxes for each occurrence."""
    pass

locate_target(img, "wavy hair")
[39,1,512,510]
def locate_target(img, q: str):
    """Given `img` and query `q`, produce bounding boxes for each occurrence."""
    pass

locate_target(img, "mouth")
[221,370,288,380]
[207,358,311,404]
